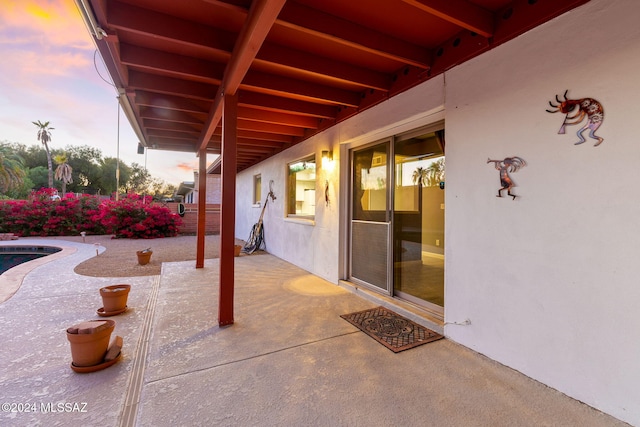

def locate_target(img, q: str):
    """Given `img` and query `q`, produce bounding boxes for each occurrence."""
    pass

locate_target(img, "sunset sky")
[0,0,203,186]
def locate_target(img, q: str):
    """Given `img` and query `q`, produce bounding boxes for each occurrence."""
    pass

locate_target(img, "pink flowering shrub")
[95,194,181,239]
[0,189,181,239]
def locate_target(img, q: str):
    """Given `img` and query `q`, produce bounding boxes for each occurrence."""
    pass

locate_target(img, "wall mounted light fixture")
[322,150,333,168]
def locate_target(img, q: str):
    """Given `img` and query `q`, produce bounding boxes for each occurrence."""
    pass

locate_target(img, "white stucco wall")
[236,76,445,282]
[236,0,640,423]
[444,1,640,424]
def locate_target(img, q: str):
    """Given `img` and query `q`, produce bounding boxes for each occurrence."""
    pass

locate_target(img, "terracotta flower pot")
[100,284,131,314]
[234,245,242,257]
[136,249,152,265]
[66,320,115,367]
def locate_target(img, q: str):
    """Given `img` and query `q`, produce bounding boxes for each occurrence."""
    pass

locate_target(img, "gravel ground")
[38,234,247,277]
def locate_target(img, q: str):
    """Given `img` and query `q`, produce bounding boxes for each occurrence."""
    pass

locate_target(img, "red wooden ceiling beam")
[241,71,361,107]
[135,90,210,115]
[147,129,199,141]
[238,92,337,119]
[110,0,387,92]
[276,1,430,69]
[138,107,205,125]
[212,129,294,144]
[198,0,287,152]
[400,0,494,38]
[107,0,235,57]
[142,119,201,134]
[237,106,319,129]
[120,44,224,85]
[238,139,286,149]
[129,70,217,100]
[236,119,305,136]
[256,43,391,91]
[123,43,357,107]
[147,136,197,151]
[209,135,289,148]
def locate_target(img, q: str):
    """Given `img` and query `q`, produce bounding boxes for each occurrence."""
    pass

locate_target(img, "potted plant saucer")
[66,320,115,368]
[70,335,124,373]
[98,284,130,316]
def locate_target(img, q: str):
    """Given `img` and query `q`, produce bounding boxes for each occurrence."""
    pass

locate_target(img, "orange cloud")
[0,0,93,50]
[176,162,198,172]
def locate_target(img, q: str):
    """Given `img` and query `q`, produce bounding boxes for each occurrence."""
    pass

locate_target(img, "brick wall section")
[165,202,220,235]
[205,175,222,204]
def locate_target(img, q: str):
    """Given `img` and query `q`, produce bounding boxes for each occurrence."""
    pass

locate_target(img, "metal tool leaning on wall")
[243,180,277,254]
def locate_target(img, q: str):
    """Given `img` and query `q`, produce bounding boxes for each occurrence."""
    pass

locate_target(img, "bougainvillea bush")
[94,193,181,238]
[0,189,181,239]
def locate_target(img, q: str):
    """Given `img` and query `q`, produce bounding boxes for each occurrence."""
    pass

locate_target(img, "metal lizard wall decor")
[487,156,527,200]
[546,90,604,146]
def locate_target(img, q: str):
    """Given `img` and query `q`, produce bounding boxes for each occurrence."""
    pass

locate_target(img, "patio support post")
[195,148,207,268]
[219,92,238,326]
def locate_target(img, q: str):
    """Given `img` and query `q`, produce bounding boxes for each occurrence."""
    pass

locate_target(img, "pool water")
[0,246,62,275]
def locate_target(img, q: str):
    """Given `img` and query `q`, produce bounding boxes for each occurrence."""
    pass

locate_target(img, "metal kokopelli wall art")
[487,156,527,200]
[546,90,604,146]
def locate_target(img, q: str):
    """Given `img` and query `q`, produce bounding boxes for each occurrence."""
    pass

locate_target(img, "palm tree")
[53,153,73,196]
[0,144,27,194]
[32,120,54,188]
[425,157,445,187]
[412,166,428,187]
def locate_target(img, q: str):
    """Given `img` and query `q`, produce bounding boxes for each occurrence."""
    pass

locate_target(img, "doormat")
[341,306,443,353]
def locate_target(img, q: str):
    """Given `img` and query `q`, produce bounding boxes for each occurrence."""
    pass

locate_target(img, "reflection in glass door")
[393,130,445,311]
[348,128,445,314]
[349,142,391,293]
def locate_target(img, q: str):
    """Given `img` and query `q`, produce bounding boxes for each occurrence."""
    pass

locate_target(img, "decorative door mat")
[341,306,443,353]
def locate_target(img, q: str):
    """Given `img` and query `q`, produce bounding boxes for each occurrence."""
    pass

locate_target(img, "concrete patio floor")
[0,239,628,426]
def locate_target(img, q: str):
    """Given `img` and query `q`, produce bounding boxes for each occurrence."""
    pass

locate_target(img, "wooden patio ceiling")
[84,0,589,171]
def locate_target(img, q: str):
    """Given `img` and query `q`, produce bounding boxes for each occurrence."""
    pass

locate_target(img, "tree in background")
[98,157,131,196]
[26,166,50,191]
[1,141,176,199]
[0,143,26,194]
[32,120,54,188]
[53,153,73,195]
[64,145,103,193]
[126,162,151,194]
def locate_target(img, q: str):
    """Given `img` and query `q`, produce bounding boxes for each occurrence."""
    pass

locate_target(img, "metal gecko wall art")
[546,90,604,146]
[487,156,527,200]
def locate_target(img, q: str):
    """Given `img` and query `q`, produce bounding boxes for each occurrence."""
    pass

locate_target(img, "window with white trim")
[253,174,261,205]
[287,155,316,218]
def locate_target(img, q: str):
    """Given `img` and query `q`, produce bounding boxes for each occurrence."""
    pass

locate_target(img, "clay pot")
[100,284,131,314]
[66,320,115,367]
[136,250,152,265]
[234,245,242,257]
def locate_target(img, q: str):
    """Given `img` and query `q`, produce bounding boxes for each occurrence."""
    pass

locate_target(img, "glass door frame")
[348,139,393,295]
[391,126,445,317]
[346,122,445,319]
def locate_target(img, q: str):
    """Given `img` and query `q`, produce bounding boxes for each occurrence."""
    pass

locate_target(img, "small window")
[254,174,262,205]
[287,155,316,218]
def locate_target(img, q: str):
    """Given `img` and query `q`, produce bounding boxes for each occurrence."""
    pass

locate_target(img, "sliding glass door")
[349,126,445,314]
